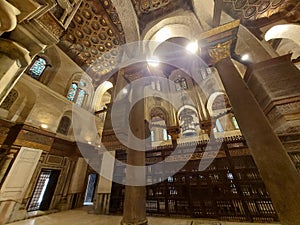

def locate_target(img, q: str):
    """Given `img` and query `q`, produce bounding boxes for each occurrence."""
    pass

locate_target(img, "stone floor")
[7,208,281,225]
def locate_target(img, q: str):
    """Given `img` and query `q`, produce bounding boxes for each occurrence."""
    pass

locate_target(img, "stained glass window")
[67,81,88,107]
[80,81,86,87]
[67,83,78,101]
[76,89,86,106]
[28,57,47,79]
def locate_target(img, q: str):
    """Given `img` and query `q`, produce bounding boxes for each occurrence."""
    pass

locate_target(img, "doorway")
[84,173,98,205]
[27,169,60,211]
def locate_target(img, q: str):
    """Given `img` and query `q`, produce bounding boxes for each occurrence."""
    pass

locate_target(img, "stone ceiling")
[223,0,300,27]
[58,0,125,84]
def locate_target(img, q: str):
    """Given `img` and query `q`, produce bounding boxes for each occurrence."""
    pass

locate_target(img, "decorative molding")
[223,0,300,27]
[208,40,232,64]
[59,0,125,81]
[198,20,240,65]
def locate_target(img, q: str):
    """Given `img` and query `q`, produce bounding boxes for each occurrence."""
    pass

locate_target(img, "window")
[174,78,187,91]
[151,80,161,91]
[67,81,88,107]
[27,57,47,79]
[163,129,172,141]
[199,67,213,80]
[232,116,239,129]
[57,116,71,135]
[151,130,155,142]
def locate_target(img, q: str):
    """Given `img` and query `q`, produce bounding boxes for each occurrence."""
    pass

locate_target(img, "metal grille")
[27,170,51,211]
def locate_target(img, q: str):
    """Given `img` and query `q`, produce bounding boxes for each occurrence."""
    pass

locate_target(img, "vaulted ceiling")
[223,0,300,27]
[57,0,300,85]
[58,0,126,84]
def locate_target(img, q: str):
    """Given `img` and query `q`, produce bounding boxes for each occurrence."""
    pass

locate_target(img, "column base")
[120,219,148,225]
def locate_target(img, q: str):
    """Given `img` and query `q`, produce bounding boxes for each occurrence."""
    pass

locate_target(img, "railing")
[110,136,280,222]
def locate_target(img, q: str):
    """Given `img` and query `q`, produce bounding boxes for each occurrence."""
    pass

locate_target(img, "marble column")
[121,76,147,225]
[199,21,300,225]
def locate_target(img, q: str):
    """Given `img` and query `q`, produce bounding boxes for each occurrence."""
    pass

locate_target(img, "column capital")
[208,40,232,64]
[198,20,240,65]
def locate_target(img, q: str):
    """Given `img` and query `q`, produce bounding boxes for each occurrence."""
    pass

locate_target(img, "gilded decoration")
[198,20,239,65]
[58,0,125,82]
[208,40,232,64]
[131,0,171,15]
[222,0,300,27]
[37,12,65,39]
[131,0,192,30]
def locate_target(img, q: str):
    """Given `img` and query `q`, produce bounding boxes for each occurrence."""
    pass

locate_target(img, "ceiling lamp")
[241,54,250,61]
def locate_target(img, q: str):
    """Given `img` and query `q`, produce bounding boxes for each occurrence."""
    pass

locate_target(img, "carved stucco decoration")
[58,0,125,83]
[131,0,192,31]
[0,89,18,111]
[131,0,171,15]
[222,0,300,27]
[150,107,166,120]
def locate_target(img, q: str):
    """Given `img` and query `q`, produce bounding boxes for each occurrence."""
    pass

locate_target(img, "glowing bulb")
[241,54,249,61]
[186,41,198,54]
[147,56,160,67]
[122,88,128,94]
[88,141,92,144]
[40,124,48,129]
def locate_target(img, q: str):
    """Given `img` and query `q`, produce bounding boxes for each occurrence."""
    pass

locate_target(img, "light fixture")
[122,88,128,94]
[241,54,249,61]
[88,141,92,145]
[186,41,198,54]
[40,124,48,129]
[147,56,160,67]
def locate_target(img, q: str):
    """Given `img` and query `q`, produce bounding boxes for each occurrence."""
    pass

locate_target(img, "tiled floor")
[7,208,281,225]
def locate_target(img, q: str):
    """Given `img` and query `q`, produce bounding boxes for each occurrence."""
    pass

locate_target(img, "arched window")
[67,80,88,107]
[57,116,71,135]
[0,89,18,110]
[27,57,48,79]
[175,78,187,91]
